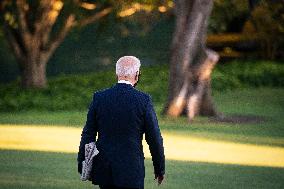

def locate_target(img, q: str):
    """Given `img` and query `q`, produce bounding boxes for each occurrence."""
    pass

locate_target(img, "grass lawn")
[1,88,283,146]
[0,150,284,189]
[0,88,284,188]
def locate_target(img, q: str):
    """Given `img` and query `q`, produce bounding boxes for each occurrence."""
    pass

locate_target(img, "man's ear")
[135,71,139,80]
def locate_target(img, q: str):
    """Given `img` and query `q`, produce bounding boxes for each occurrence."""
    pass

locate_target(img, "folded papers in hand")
[81,142,99,181]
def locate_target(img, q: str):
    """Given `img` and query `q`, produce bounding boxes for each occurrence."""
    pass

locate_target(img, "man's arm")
[77,93,98,174]
[144,96,165,180]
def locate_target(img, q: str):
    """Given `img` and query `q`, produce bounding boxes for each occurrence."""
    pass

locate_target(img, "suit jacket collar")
[118,80,133,86]
[114,83,134,89]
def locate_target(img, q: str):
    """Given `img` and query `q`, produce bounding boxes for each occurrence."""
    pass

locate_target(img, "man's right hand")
[78,162,82,174]
[155,174,164,185]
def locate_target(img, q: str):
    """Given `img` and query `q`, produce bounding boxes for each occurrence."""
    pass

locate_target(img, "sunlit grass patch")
[1,150,284,189]
[1,124,284,168]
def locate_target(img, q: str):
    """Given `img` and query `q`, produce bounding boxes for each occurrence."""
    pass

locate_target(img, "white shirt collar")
[118,80,133,86]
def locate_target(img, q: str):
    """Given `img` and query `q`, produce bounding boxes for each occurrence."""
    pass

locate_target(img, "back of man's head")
[116,56,141,77]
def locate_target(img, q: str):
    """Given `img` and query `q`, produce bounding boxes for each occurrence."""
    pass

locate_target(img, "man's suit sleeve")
[77,93,98,174]
[144,96,165,176]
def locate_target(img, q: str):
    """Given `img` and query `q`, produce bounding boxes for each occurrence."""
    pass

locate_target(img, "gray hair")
[116,56,141,77]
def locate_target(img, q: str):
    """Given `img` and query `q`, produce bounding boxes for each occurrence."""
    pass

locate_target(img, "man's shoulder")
[92,87,113,98]
[133,88,150,98]
[132,88,152,104]
[93,85,151,103]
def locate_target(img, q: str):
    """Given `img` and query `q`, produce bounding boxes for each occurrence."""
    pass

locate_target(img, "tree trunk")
[163,0,220,121]
[20,58,47,89]
[1,0,111,89]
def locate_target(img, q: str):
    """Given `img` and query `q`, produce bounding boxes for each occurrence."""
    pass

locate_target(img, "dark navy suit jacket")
[77,83,165,188]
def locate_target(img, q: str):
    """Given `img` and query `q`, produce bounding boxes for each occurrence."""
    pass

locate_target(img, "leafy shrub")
[247,0,284,59]
[215,61,284,89]
[209,0,249,33]
[0,61,283,112]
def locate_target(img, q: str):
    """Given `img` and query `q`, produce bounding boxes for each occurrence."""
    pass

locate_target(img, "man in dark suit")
[78,56,165,189]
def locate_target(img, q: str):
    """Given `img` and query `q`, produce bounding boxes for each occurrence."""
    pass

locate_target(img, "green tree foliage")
[209,0,249,33]
[0,0,169,88]
[249,0,284,59]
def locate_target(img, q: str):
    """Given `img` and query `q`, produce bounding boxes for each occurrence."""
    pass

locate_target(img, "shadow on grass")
[209,114,269,124]
[0,150,283,189]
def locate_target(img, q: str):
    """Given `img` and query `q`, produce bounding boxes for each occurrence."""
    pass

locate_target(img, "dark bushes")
[0,61,283,112]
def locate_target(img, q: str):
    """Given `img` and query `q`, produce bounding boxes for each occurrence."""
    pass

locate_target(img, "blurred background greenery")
[0,61,283,112]
[0,0,283,112]
[0,0,284,188]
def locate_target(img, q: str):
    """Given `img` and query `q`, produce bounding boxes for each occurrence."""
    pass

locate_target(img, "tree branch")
[2,22,24,64]
[45,14,75,60]
[16,0,31,48]
[75,7,113,27]
[45,6,112,54]
[35,0,64,49]
[34,0,55,34]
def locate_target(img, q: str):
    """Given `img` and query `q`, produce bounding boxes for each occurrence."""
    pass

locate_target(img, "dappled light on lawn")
[1,124,284,168]
[0,125,80,153]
